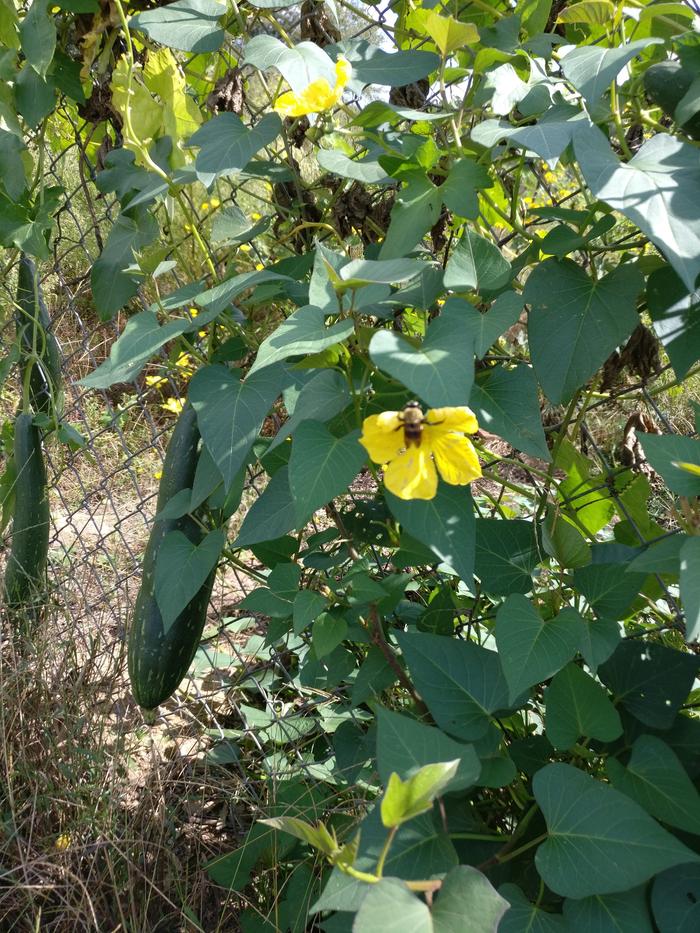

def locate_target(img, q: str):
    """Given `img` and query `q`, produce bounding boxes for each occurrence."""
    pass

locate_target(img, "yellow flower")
[210,197,220,208]
[146,374,167,388]
[161,397,185,415]
[188,307,199,317]
[274,58,351,117]
[201,201,210,211]
[255,262,264,270]
[154,470,163,480]
[360,405,481,501]
[55,834,71,851]
[239,243,252,252]
[251,212,261,221]
[175,352,193,369]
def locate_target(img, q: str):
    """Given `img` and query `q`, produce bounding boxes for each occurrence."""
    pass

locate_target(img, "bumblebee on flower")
[360,402,482,501]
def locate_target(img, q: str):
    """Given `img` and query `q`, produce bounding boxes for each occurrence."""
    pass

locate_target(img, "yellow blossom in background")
[360,405,481,501]
[274,58,351,117]
[55,834,71,851]
[255,262,264,270]
[146,374,168,388]
[154,470,163,480]
[239,243,252,252]
[175,352,194,372]
[201,201,210,211]
[161,397,185,415]
[210,197,221,208]
[188,307,199,317]
[251,212,261,220]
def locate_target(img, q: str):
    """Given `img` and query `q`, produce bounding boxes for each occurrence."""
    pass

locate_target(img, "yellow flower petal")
[431,433,482,486]
[201,201,209,211]
[274,90,308,118]
[384,448,438,500]
[335,57,352,87]
[426,406,479,435]
[209,197,220,208]
[360,412,404,464]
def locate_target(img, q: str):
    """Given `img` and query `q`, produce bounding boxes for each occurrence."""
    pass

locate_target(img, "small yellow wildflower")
[55,834,71,851]
[274,58,351,118]
[201,201,210,211]
[255,262,264,271]
[251,212,261,221]
[175,352,193,369]
[154,470,163,480]
[210,197,221,208]
[198,330,207,338]
[161,397,185,415]
[188,307,199,317]
[146,374,168,388]
[183,223,192,232]
[239,243,252,252]
[360,405,481,501]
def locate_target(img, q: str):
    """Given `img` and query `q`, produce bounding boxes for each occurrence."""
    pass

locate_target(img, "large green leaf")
[340,257,428,287]
[344,43,439,87]
[470,364,551,461]
[0,129,27,201]
[563,887,654,933]
[681,536,700,642]
[545,662,622,750]
[250,305,354,375]
[90,210,159,319]
[431,867,508,932]
[533,762,699,898]
[499,884,565,932]
[154,529,224,630]
[495,595,583,704]
[130,0,225,53]
[288,422,366,521]
[396,631,511,741]
[244,35,336,90]
[353,878,431,933]
[561,38,662,106]
[189,112,282,187]
[190,364,289,489]
[380,172,442,259]
[387,485,475,585]
[525,258,642,405]
[652,864,700,933]
[575,128,700,292]
[19,0,55,76]
[441,158,491,220]
[577,617,620,673]
[270,369,350,450]
[599,640,699,730]
[80,306,217,387]
[607,734,700,834]
[647,266,700,380]
[574,561,646,618]
[454,291,523,359]
[376,706,480,793]
[444,229,511,293]
[234,466,297,547]
[316,148,391,184]
[369,303,474,407]
[636,432,700,497]
[475,518,540,595]
[14,65,55,128]
[471,105,584,166]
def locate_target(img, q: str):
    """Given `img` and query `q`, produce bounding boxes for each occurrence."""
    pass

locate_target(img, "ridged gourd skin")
[644,61,700,140]
[2,413,50,613]
[128,403,218,710]
[16,256,64,418]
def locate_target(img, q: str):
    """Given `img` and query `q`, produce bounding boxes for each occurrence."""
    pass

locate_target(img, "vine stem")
[366,606,430,716]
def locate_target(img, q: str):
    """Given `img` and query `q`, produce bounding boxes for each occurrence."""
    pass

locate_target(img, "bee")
[396,401,442,448]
